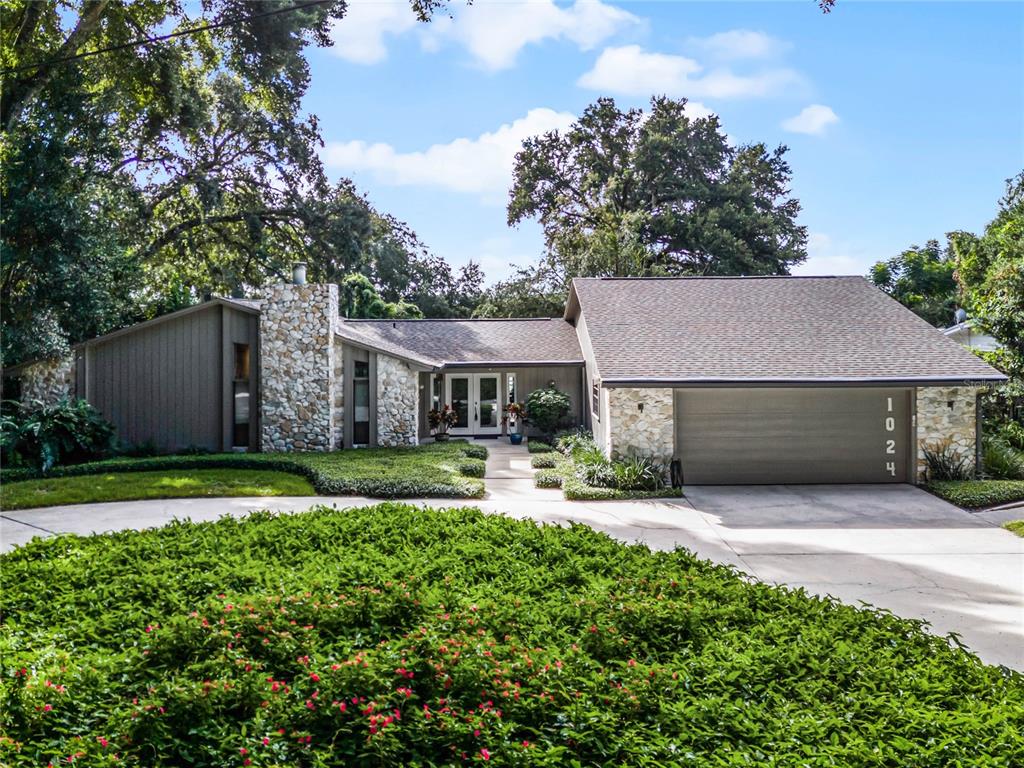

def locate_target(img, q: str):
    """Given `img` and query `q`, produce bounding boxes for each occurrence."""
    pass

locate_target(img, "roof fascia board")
[334,333,439,370]
[601,375,1007,388]
[441,360,584,369]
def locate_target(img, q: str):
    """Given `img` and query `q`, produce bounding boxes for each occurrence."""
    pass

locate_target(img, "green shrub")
[2,504,1019,766]
[524,385,571,439]
[533,469,563,488]
[0,443,486,499]
[1,397,115,471]
[574,453,617,488]
[612,455,665,491]
[554,429,596,456]
[456,441,489,461]
[998,421,1024,451]
[1005,520,1024,537]
[982,438,1024,480]
[530,453,557,469]
[922,439,974,481]
[457,459,486,478]
[563,474,682,501]
[526,440,553,454]
[927,480,1024,509]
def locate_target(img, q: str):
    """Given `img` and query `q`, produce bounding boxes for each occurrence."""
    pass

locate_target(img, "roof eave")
[600,375,1008,388]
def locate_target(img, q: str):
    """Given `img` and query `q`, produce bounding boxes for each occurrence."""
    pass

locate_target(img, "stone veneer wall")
[376,353,419,447]
[606,387,675,466]
[259,284,338,452]
[20,354,76,403]
[916,386,980,480]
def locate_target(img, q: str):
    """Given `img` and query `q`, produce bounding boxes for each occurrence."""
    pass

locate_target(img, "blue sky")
[304,1,1023,284]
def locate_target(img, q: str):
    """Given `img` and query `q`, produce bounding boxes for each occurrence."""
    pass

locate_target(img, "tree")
[507,96,807,287]
[950,172,1024,398]
[338,274,422,320]
[0,0,449,363]
[473,264,566,318]
[869,240,959,327]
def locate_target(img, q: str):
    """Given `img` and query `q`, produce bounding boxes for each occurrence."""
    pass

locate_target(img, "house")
[943,319,1000,353]
[5,272,1005,484]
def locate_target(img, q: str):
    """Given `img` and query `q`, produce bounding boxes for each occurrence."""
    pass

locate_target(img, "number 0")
[885,417,895,431]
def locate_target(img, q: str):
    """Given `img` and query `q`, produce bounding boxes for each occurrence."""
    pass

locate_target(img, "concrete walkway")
[2,446,1021,669]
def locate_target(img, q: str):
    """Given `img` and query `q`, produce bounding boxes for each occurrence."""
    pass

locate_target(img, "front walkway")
[1,457,1021,669]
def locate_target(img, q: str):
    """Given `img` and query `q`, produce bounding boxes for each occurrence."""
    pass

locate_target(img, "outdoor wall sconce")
[638,402,644,413]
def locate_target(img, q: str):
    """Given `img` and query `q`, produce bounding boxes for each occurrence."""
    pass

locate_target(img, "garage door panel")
[675,388,910,484]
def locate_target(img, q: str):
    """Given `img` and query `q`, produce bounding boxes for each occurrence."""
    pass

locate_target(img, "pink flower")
[97,737,108,748]
[480,748,491,760]
[262,737,270,746]
[310,673,320,682]
[239,748,248,755]
[43,704,53,712]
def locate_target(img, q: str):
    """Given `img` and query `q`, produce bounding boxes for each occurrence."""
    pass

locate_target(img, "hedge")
[927,480,1024,509]
[0,441,489,500]
[1,504,1020,766]
[530,454,557,469]
[526,441,553,454]
[533,469,563,488]
[562,474,684,501]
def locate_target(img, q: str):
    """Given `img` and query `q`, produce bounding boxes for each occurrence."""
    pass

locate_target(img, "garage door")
[674,388,911,484]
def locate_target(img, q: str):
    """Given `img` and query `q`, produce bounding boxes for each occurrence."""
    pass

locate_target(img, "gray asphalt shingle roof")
[336,318,584,369]
[567,276,1006,384]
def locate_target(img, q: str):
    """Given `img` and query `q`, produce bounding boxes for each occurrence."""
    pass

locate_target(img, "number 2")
[886,439,895,454]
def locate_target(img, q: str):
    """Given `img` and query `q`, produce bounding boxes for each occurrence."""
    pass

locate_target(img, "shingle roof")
[567,276,1006,384]
[336,318,584,369]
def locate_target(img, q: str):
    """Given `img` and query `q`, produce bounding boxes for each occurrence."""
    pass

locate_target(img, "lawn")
[0,469,314,510]
[1,504,1021,766]
[0,441,487,502]
[1005,520,1024,537]
[926,479,1024,509]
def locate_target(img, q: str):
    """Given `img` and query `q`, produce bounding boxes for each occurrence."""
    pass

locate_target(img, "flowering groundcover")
[1,504,1022,766]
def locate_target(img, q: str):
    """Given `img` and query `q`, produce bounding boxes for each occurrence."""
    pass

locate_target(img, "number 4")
[887,461,896,477]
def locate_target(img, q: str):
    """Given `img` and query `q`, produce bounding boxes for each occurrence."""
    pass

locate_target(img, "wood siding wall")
[79,303,258,452]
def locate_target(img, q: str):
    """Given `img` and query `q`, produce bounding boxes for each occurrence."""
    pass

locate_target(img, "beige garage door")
[674,388,912,484]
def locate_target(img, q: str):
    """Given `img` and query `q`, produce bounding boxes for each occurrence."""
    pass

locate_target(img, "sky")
[304,0,1024,285]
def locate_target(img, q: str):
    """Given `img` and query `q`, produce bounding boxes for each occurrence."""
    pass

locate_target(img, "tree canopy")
[949,173,1024,395]
[506,96,807,288]
[869,240,959,328]
[1,0,468,364]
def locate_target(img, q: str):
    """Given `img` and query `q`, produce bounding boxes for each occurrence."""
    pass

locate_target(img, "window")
[507,373,517,405]
[353,357,370,445]
[431,374,442,411]
[592,380,600,420]
[232,343,250,447]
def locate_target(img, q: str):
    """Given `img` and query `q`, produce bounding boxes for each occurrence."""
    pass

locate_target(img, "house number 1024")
[884,396,896,477]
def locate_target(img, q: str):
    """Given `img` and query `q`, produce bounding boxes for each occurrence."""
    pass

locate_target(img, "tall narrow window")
[432,374,442,411]
[232,343,250,447]
[353,359,370,445]
[592,380,600,420]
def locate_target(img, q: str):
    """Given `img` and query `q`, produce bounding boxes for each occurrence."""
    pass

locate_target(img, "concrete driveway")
[2,481,1022,669]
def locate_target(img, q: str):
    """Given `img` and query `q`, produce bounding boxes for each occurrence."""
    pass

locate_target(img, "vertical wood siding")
[83,304,258,452]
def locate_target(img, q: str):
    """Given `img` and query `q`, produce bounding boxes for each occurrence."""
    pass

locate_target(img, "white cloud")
[578,45,804,99]
[329,2,418,64]
[423,0,641,70]
[323,108,576,199]
[687,29,789,61]
[791,233,870,276]
[781,104,839,135]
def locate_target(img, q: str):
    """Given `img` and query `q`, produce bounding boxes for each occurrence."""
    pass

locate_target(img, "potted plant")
[428,405,459,441]
[503,402,526,444]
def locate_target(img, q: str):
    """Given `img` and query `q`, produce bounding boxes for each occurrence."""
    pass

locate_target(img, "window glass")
[233,343,250,380]
[451,377,469,429]
[507,373,517,404]
[479,376,498,428]
[354,360,369,379]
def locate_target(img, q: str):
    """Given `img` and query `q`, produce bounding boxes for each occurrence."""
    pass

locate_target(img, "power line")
[1,0,333,76]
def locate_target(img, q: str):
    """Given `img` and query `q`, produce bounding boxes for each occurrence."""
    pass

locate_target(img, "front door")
[445,374,501,436]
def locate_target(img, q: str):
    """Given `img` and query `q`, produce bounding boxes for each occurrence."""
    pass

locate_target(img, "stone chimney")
[259,281,339,452]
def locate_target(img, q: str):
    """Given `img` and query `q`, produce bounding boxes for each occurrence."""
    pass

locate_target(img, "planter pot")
[434,433,450,442]
[509,433,524,445]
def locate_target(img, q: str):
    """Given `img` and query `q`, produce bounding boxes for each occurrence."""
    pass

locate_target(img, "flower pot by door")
[509,433,523,445]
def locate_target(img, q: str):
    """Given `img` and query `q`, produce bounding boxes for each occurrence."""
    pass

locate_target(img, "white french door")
[445,374,501,436]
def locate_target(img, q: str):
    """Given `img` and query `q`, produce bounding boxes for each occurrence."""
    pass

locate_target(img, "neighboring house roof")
[336,318,585,370]
[943,320,1001,352]
[564,276,1006,385]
